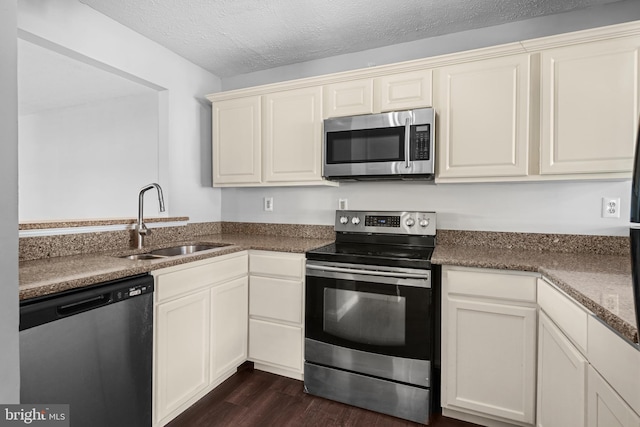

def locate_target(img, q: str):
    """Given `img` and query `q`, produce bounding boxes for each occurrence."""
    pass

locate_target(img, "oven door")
[305,261,432,361]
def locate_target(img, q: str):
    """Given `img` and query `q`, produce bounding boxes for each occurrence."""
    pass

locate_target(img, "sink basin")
[120,243,230,260]
[148,243,230,257]
[121,253,166,261]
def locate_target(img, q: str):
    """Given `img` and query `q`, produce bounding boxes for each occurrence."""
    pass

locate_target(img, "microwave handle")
[404,117,411,169]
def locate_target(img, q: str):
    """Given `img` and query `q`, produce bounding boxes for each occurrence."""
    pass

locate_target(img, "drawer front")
[249,319,303,371]
[444,266,537,303]
[249,251,304,279]
[156,252,248,302]
[538,278,589,353]
[588,316,640,415]
[249,276,302,324]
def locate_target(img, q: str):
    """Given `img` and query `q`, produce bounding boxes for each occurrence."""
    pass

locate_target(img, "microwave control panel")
[411,125,431,161]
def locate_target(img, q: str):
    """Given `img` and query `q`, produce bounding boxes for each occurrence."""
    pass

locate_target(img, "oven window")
[326,127,404,164]
[305,275,431,360]
[323,288,406,346]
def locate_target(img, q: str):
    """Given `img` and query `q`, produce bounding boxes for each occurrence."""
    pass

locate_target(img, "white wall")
[222,180,632,236]
[19,94,161,220]
[0,0,20,404]
[18,0,222,222]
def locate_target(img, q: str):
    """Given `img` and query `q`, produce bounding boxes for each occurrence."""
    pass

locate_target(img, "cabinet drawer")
[155,252,248,302]
[249,251,304,279]
[538,278,589,353]
[588,316,640,415]
[249,276,302,323]
[444,267,537,303]
[249,319,302,371]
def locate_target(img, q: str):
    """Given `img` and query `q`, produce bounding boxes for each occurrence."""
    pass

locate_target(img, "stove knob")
[351,217,361,225]
[340,216,349,225]
[419,219,430,228]
[405,217,415,227]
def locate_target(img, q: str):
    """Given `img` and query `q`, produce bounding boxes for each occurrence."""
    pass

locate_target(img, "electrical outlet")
[602,197,621,218]
[338,198,348,210]
[603,293,619,313]
[264,197,273,212]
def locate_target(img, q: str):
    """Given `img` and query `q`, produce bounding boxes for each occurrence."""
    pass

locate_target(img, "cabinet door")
[435,54,531,179]
[156,289,210,420]
[210,276,248,383]
[537,311,587,427]
[263,87,323,182]
[376,70,432,112]
[249,318,303,372]
[323,79,374,118]
[443,296,536,424]
[540,38,640,175]
[587,366,640,427]
[212,96,261,184]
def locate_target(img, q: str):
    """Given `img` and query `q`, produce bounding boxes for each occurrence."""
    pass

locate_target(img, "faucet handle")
[138,223,151,236]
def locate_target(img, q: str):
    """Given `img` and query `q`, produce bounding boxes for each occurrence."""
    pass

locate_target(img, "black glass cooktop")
[306,241,433,269]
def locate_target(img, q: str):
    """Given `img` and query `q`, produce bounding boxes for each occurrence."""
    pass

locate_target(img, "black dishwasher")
[20,274,154,427]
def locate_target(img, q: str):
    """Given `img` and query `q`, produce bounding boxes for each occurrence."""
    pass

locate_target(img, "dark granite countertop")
[19,233,333,301]
[433,245,638,345]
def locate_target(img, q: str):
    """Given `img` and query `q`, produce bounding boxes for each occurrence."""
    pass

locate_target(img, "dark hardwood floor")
[166,365,479,427]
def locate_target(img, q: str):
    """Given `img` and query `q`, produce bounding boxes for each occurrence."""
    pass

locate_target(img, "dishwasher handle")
[57,293,110,316]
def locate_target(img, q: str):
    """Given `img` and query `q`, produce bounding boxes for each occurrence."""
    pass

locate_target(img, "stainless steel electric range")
[304,210,437,425]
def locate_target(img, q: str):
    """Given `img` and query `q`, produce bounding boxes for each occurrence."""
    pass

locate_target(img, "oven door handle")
[306,264,431,288]
[307,264,426,279]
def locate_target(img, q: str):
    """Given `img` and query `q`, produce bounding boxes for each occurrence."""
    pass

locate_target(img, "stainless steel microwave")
[322,107,435,181]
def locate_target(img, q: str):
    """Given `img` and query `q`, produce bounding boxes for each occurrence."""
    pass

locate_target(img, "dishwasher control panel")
[115,283,154,302]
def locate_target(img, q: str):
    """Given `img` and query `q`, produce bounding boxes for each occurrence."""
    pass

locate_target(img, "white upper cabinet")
[435,54,531,180]
[323,70,432,118]
[323,79,374,117]
[208,22,640,185]
[539,37,640,176]
[376,69,433,112]
[212,96,261,184]
[263,87,323,183]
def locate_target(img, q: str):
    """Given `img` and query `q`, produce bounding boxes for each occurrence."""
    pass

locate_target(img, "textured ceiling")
[78,0,622,78]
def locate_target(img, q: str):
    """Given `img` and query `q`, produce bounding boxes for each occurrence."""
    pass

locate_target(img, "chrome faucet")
[137,183,165,249]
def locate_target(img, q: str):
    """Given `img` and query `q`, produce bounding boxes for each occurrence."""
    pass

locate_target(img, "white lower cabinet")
[153,252,249,427]
[588,365,640,427]
[441,266,538,426]
[248,250,305,379]
[156,289,211,421]
[210,276,249,381]
[537,278,640,427]
[537,311,588,427]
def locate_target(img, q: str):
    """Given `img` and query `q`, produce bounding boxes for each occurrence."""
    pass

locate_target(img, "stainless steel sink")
[149,243,229,257]
[121,253,167,261]
[120,243,231,260]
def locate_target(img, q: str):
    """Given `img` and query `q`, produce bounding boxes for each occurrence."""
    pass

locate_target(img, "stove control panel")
[335,210,436,236]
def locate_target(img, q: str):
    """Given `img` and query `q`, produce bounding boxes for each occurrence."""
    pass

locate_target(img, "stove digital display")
[365,215,401,227]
